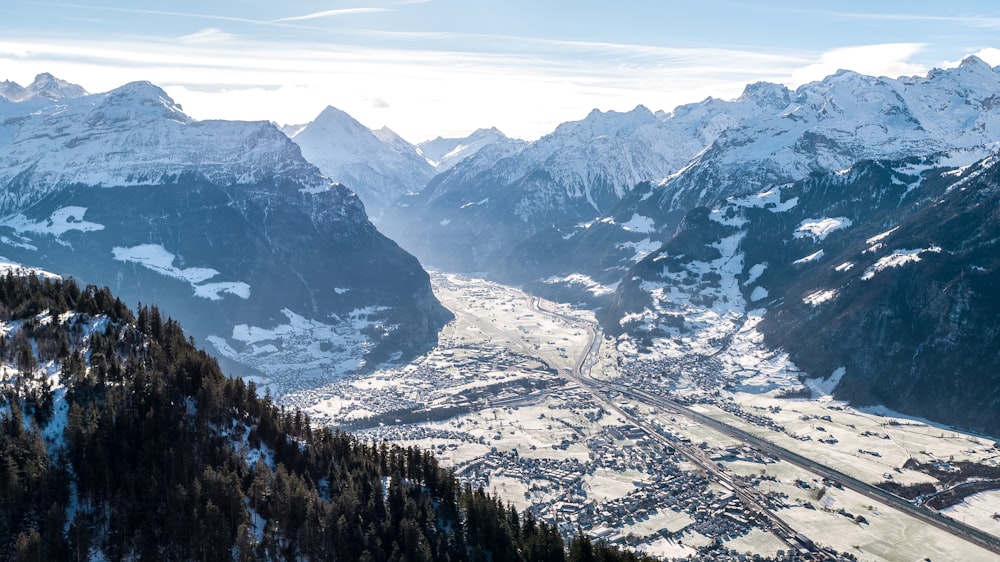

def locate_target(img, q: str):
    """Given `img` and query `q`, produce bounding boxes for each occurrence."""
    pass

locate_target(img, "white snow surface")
[284,106,434,213]
[2,206,104,236]
[803,289,839,306]
[543,273,618,297]
[793,250,825,265]
[0,258,60,279]
[861,246,942,281]
[112,244,250,300]
[209,306,391,396]
[749,286,769,302]
[794,217,852,241]
[616,238,662,262]
[619,213,656,234]
[805,366,847,396]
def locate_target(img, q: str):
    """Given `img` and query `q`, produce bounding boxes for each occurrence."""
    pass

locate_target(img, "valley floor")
[282,273,1000,561]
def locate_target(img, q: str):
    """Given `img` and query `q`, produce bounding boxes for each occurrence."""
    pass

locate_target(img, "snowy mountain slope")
[502,57,1000,296]
[416,127,525,171]
[0,78,451,395]
[604,154,1000,434]
[282,106,435,218]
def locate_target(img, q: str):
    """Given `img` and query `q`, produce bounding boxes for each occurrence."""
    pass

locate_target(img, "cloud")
[941,47,1000,68]
[370,97,391,109]
[786,43,928,86]
[273,8,391,23]
[180,28,236,44]
[766,8,1000,31]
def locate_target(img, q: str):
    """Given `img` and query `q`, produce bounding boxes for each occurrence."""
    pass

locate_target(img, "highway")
[529,299,818,552]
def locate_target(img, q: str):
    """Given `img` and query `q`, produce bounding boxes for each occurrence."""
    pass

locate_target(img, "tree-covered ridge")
[0,273,653,561]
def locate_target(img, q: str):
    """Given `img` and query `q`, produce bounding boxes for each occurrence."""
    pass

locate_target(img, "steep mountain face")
[604,155,1000,434]
[282,106,436,218]
[0,79,451,396]
[417,127,525,172]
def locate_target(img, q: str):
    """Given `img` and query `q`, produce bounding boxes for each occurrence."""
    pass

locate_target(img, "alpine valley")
[3,55,1000,561]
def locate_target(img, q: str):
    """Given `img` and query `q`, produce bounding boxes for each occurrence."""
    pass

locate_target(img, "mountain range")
[3,58,999,433]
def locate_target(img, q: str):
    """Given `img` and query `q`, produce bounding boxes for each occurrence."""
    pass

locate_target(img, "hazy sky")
[3,1,1000,141]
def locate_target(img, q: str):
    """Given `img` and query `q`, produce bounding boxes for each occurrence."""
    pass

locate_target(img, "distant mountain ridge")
[381,57,1000,283]
[0,72,87,102]
[417,127,525,171]
[379,57,1000,434]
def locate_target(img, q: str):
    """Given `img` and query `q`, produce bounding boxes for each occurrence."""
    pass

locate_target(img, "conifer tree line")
[0,273,653,561]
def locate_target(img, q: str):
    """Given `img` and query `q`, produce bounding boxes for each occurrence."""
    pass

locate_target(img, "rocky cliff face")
[0,78,451,396]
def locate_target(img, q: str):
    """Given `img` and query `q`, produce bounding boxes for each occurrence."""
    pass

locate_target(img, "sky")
[2,1,1000,142]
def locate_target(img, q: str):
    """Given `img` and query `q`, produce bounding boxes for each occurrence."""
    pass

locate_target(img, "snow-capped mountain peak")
[283,105,435,217]
[0,72,87,102]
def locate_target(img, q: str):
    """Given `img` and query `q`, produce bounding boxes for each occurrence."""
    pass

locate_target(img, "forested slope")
[0,272,649,561]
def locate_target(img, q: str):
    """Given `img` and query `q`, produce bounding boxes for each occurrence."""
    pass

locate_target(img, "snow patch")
[743,263,766,286]
[794,217,852,241]
[2,206,105,237]
[460,198,489,209]
[793,250,824,264]
[543,273,618,297]
[0,259,60,279]
[616,238,662,262]
[803,289,838,306]
[805,366,846,396]
[866,227,899,246]
[619,213,655,234]
[209,306,391,397]
[834,262,854,272]
[861,246,942,281]
[194,282,251,301]
[749,286,768,302]
[112,244,250,300]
